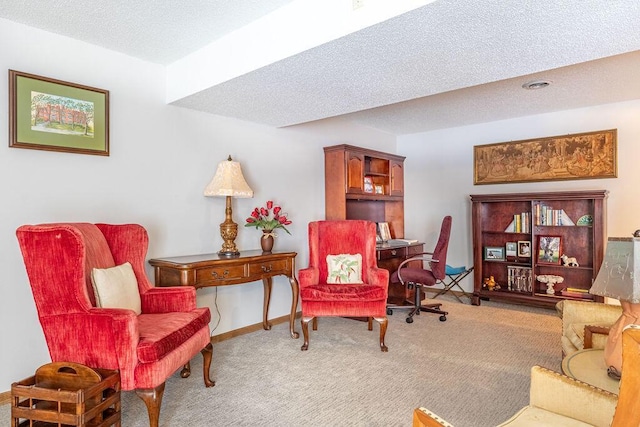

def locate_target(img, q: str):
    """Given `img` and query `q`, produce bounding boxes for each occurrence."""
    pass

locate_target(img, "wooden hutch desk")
[148,250,299,339]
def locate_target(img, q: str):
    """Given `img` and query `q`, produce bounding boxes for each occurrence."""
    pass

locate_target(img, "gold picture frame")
[9,70,109,156]
[474,129,616,185]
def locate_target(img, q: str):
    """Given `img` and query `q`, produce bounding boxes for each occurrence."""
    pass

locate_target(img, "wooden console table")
[148,250,299,339]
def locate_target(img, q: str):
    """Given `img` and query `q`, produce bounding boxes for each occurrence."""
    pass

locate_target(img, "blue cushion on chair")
[445,265,466,275]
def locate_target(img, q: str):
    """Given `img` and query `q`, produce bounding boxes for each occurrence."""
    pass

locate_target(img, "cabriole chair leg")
[201,342,215,387]
[375,317,388,352]
[301,316,313,350]
[136,383,165,427]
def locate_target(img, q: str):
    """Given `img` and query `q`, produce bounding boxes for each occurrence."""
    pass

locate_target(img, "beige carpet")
[2,296,561,426]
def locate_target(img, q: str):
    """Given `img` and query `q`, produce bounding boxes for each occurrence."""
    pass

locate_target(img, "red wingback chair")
[298,220,389,351]
[16,223,214,427]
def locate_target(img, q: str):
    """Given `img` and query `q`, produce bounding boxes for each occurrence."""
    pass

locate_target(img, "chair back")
[429,216,452,280]
[16,223,153,318]
[307,220,378,283]
[16,223,118,316]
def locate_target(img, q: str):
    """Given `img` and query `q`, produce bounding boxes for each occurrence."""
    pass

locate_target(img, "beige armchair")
[556,300,622,356]
[413,326,640,427]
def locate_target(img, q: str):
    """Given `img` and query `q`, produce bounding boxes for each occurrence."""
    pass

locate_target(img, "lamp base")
[218,195,240,256]
[603,300,640,374]
[218,250,240,257]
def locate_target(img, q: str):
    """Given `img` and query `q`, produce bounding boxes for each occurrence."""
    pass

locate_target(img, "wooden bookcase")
[324,144,406,238]
[470,190,607,307]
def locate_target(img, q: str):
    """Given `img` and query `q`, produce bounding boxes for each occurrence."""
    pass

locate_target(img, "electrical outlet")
[352,0,364,10]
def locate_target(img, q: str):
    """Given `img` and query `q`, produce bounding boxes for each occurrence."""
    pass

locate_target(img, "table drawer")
[407,245,424,256]
[196,265,247,284]
[378,247,407,260]
[249,259,290,276]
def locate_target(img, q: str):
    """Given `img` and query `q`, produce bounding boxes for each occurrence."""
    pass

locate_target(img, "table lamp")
[204,156,253,256]
[589,236,640,378]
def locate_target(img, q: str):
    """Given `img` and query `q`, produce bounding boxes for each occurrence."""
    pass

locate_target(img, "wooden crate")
[11,362,120,427]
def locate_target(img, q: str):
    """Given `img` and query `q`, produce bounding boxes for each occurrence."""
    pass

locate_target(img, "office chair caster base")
[406,317,414,323]
[387,308,393,315]
[439,315,447,321]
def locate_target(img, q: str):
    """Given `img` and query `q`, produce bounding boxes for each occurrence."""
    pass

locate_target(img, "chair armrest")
[298,267,319,288]
[42,310,139,376]
[584,324,611,349]
[559,300,622,335]
[141,286,197,313]
[366,267,389,289]
[413,407,454,427]
[528,366,617,426]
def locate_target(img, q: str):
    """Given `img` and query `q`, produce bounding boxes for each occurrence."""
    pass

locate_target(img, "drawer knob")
[212,270,229,279]
[261,264,272,273]
[391,250,397,256]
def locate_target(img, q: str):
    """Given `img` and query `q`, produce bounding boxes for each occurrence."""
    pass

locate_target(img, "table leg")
[289,275,300,339]
[262,277,273,330]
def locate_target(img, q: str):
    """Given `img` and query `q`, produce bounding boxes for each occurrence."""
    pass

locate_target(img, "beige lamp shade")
[204,157,253,198]
[203,156,253,256]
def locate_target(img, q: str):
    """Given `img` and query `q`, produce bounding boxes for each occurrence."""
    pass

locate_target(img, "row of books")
[504,212,531,233]
[560,287,594,300]
[534,205,575,226]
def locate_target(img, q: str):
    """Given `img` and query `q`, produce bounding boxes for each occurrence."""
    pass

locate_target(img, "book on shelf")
[560,288,594,299]
[534,205,575,226]
[504,212,530,233]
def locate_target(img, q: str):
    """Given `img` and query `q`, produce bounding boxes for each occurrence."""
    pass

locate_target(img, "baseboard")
[0,390,10,405]
[210,312,301,343]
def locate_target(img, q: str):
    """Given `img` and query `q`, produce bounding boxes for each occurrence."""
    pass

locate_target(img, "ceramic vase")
[261,230,274,253]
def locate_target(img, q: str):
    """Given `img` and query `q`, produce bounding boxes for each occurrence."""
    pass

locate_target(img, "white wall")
[0,19,396,390]
[398,99,640,294]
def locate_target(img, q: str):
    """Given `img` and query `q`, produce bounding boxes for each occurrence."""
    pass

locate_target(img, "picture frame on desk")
[377,222,391,242]
[364,176,374,193]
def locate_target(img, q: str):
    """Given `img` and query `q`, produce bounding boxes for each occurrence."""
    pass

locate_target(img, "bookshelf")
[470,190,607,307]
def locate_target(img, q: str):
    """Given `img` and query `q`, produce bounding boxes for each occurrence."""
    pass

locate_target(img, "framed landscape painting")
[9,70,109,156]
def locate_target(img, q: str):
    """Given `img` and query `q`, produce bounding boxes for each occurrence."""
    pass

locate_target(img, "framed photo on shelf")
[363,176,374,193]
[9,70,109,156]
[505,242,517,258]
[377,222,391,242]
[484,246,505,261]
[537,235,562,265]
[517,241,531,257]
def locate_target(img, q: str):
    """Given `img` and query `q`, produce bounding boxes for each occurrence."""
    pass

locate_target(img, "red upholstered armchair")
[298,220,389,351]
[16,223,214,427]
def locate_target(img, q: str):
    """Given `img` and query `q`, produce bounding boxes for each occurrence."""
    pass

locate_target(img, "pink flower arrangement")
[245,200,292,234]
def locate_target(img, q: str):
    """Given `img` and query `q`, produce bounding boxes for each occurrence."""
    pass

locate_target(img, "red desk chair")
[387,216,452,323]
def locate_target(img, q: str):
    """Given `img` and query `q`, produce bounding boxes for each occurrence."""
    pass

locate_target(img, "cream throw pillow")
[91,262,142,315]
[326,254,363,284]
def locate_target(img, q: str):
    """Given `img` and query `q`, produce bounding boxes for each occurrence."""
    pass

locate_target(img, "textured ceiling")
[3,0,640,135]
